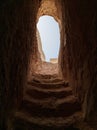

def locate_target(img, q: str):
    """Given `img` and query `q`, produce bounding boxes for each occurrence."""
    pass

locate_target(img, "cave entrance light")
[37,15,60,63]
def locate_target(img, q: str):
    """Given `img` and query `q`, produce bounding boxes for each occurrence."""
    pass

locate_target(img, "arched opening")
[37,15,60,63]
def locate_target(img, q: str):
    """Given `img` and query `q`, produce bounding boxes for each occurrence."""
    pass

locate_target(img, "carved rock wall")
[63,0,97,128]
[0,0,39,129]
[0,0,97,129]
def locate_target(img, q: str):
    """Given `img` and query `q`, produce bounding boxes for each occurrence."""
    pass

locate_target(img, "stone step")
[30,73,60,80]
[30,77,66,84]
[19,95,81,118]
[28,74,67,83]
[25,85,72,99]
[14,111,82,128]
[27,80,69,89]
[26,84,71,92]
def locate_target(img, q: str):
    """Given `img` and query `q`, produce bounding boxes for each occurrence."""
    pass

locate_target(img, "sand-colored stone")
[0,0,97,130]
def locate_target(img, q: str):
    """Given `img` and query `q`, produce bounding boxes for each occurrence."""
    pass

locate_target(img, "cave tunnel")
[0,0,97,130]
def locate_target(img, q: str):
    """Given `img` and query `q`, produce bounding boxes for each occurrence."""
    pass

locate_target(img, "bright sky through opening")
[37,15,60,62]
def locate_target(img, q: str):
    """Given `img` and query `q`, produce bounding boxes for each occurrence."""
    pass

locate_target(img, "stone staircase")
[14,74,82,130]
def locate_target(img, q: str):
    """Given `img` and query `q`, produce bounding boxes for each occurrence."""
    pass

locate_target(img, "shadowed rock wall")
[0,0,39,129]
[63,0,97,128]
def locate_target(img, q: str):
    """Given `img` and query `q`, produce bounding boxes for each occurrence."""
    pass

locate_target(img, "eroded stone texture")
[0,0,97,130]
[28,0,63,80]
[36,29,45,61]
[63,0,97,129]
[0,0,39,129]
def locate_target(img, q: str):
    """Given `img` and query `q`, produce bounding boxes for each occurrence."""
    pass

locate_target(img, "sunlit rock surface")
[0,0,97,130]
